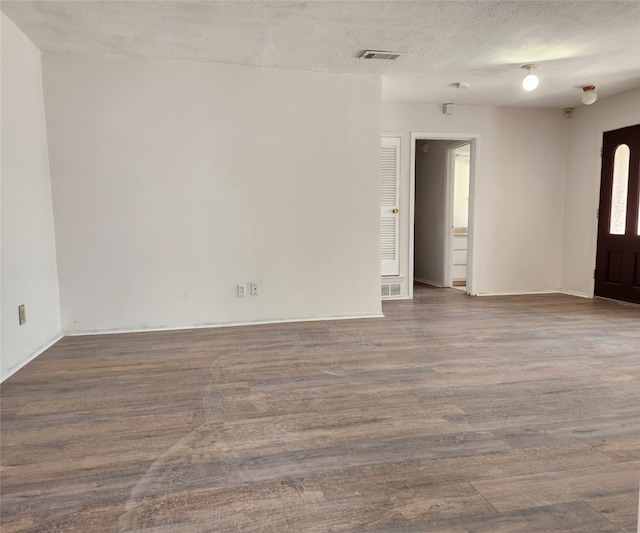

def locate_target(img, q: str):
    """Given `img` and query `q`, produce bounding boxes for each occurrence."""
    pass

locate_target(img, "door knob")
[392,208,399,213]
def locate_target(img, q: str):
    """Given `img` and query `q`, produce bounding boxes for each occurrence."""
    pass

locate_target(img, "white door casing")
[409,132,479,298]
[381,137,400,276]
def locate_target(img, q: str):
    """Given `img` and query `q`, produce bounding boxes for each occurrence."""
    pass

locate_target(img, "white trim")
[410,132,480,298]
[561,289,592,298]
[414,277,444,287]
[474,290,562,297]
[466,138,479,296]
[64,313,386,336]
[1,332,63,383]
[409,135,416,299]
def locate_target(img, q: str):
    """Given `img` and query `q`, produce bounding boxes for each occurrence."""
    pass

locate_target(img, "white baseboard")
[560,289,591,298]
[474,289,562,297]
[65,313,386,337]
[1,332,63,383]
[414,277,443,288]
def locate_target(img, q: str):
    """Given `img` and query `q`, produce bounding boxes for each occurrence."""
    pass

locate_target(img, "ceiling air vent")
[360,50,402,60]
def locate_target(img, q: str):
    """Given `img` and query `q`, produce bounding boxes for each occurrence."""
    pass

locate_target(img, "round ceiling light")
[581,85,598,105]
[522,64,539,91]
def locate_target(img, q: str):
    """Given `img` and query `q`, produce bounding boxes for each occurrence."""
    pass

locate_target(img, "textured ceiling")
[2,0,640,108]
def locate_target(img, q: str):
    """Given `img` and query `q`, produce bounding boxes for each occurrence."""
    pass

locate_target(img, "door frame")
[593,124,640,303]
[409,132,480,298]
[589,123,639,298]
[444,141,472,289]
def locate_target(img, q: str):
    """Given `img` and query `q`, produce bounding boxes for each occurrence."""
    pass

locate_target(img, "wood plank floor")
[1,286,639,532]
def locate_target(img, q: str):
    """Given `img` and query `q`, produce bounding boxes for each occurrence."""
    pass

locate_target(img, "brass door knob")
[392,208,399,213]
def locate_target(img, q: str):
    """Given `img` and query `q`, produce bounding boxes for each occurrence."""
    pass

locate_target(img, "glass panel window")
[609,144,630,235]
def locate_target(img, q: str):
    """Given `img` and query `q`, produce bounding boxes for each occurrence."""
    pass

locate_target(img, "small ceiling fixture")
[581,85,598,105]
[521,64,539,91]
[359,50,402,60]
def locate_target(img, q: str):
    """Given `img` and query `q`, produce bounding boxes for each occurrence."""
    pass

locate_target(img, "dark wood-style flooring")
[1,287,639,532]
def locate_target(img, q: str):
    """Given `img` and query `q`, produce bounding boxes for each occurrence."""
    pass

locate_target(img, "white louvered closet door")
[380,137,400,276]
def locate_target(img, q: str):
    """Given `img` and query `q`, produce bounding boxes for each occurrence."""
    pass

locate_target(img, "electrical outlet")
[237,284,247,297]
[251,283,260,296]
[18,304,26,325]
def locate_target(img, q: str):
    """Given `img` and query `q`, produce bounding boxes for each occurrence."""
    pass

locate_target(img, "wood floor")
[2,287,639,532]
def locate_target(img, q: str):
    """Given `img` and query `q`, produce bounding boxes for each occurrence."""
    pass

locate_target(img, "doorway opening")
[410,133,477,297]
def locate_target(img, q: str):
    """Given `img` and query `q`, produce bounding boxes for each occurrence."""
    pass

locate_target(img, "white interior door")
[449,142,470,288]
[381,137,400,276]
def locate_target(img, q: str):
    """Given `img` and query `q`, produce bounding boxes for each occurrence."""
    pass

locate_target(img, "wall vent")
[360,50,402,60]
[381,283,402,297]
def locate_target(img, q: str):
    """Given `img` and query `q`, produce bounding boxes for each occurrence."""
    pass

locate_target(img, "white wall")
[382,103,569,296]
[561,88,640,297]
[1,14,61,380]
[414,140,448,285]
[42,53,382,333]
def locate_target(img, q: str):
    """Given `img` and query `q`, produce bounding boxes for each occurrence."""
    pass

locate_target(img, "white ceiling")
[2,0,640,108]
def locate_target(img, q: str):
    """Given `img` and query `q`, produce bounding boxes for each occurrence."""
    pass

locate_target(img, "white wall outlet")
[18,304,26,325]
[250,282,260,296]
[237,284,247,297]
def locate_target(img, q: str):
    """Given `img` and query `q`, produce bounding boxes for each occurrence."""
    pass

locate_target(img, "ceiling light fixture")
[521,64,539,91]
[581,85,598,105]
